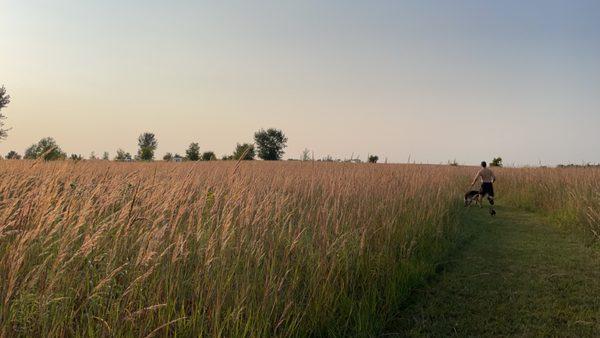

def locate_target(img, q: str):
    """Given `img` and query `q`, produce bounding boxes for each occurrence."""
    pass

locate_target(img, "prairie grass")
[499,167,600,243]
[0,161,467,337]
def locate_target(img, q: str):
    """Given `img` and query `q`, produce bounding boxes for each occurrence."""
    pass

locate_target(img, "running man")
[470,161,496,215]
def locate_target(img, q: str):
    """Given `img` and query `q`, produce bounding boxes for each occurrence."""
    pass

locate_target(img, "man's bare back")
[470,161,496,216]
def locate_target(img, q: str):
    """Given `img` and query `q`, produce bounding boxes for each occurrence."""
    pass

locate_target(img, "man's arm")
[470,170,481,187]
[491,170,496,183]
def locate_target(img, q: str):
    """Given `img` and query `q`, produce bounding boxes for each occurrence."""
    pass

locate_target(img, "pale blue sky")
[1,0,599,165]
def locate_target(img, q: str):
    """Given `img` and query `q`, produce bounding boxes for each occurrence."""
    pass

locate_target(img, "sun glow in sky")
[1,0,599,165]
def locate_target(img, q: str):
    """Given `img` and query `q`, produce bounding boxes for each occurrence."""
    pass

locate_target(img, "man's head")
[481,161,487,168]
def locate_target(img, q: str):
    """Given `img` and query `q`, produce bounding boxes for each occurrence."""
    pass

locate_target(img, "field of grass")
[390,206,600,336]
[0,161,470,337]
[1,161,598,336]
[383,167,600,336]
[499,167,600,243]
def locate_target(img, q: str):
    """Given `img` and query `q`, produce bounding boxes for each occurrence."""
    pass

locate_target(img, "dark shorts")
[480,182,494,197]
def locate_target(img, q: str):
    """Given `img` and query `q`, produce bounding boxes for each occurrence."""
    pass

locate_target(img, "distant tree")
[163,152,173,161]
[115,149,132,161]
[368,155,379,163]
[301,148,311,161]
[0,86,11,141]
[448,159,459,166]
[137,132,158,161]
[89,151,97,160]
[70,154,83,161]
[320,155,334,162]
[221,154,234,160]
[24,137,66,161]
[186,142,200,161]
[254,128,287,160]
[102,151,109,160]
[24,146,36,160]
[173,154,183,161]
[491,157,503,167]
[233,143,255,160]
[6,150,21,159]
[202,151,217,161]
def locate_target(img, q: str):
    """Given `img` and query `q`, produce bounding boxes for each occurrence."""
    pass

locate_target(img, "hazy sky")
[1,0,599,165]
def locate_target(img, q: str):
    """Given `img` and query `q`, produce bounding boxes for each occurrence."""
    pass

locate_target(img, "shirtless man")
[470,161,496,215]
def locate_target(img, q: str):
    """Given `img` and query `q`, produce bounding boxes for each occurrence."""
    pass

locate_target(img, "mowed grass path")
[387,206,600,337]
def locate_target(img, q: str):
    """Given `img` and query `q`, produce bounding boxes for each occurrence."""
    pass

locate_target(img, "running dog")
[464,190,482,207]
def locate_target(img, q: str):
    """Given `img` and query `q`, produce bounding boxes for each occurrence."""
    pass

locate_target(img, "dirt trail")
[387,206,600,337]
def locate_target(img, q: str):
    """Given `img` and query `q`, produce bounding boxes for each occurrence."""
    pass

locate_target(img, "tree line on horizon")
[1,129,288,162]
[0,85,384,164]
[0,85,292,162]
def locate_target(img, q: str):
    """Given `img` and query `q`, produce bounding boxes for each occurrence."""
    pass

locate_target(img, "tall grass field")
[500,167,600,242]
[0,161,597,336]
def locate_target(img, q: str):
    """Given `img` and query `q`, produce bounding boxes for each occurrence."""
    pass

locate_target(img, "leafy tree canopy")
[233,143,255,160]
[115,149,132,161]
[137,132,158,161]
[254,128,287,161]
[6,150,20,160]
[301,149,312,161]
[0,86,11,141]
[186,142,200,161]
[24,137,66,161]
[201,151,217,161]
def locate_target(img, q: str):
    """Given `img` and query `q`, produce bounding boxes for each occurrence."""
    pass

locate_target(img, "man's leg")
[488,191,496,215]
[483,183,496,215]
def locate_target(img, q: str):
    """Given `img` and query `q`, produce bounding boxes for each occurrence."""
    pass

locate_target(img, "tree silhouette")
[368,155,379,163]
[233,143,255,160]
[491,157,503,167]
[24,137,66,161]
[254,128,287,160]
[137,132,158,161]
[163,152,173,161]
[186,142,200,161]
[6,150,20,159]
[202,151,217,161]
[0,86,11,140]
[115,149,132,161]
[301,149,312,161]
